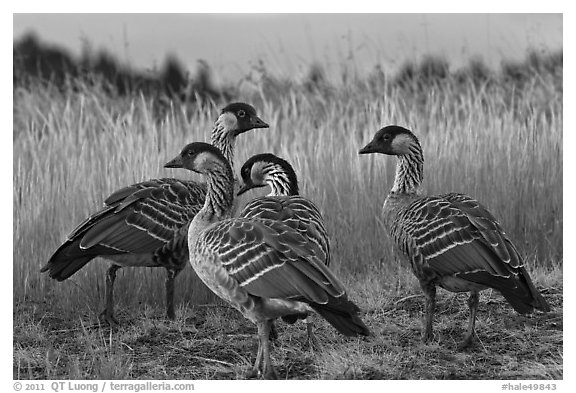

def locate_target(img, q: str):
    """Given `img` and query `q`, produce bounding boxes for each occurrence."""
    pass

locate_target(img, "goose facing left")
[238,153,331,349]
[359,125,550,348]
[41,103,269,325]
[165,142,370,379]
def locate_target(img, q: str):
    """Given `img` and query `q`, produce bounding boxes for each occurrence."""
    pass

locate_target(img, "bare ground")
[13,286,562,380]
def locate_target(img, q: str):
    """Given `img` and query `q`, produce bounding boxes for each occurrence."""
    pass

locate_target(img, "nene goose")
[359,125,550,348]
[41,103,268,325]
[165,142,369,379]
[238,153,330,348]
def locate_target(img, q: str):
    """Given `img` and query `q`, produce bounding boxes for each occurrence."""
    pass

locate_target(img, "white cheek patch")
[391,134,413,154]
[193,152,213,171]
[217,112,238,131]
[251,162,267,185]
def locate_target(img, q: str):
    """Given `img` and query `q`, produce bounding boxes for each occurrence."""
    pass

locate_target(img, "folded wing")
[240,196,330,265]
[396,194,550,313]
[42,179,206,280]
[198,218,369,336]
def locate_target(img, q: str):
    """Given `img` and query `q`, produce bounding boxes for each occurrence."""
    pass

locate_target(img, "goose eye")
[237,110,246,118]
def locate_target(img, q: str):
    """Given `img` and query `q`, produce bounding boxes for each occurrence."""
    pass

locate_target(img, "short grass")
[13,56,562,379]
[13,274,562,379]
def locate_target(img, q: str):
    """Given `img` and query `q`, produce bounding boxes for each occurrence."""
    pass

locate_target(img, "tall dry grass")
[13,65,562,315]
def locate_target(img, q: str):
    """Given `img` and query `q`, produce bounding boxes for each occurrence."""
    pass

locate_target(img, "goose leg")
[269,321,279,341]
[459,291,479,349]
[303,316,321,351]
[420,281,436,343]
[247,323,265,379]
[248,320,277,379]
[165,268,180,320]
[259,320,277,379]
[99,264,121,326]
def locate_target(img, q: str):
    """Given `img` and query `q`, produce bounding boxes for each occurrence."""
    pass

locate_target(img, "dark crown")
[221,102,257,116]
[241,153,299,191]
[180,142,226,161]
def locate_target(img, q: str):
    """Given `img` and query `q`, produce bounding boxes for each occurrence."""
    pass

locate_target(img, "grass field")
[13,53,563,379]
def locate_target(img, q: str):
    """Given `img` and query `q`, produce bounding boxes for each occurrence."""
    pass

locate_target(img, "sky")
[12,13,562,82]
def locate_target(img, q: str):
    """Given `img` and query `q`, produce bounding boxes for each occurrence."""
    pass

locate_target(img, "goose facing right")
[41,103,269,324]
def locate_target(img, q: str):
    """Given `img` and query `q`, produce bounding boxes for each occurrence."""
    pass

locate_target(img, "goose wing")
[240,196,330,265]
[395,194,549,312]
[199,217,342,303]
[43,179,205,278]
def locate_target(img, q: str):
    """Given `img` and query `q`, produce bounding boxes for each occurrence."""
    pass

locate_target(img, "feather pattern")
[41,103,269,323]
[174,142,367,377]
[43,103,267,277]
[238,153,331,266]
[384,169,549,314]
[198,218,337,296]
[178,143,369,365]
[241,197,331,266]
[360,125,549,346]
[43,179,206,279]
[386,194,527,284]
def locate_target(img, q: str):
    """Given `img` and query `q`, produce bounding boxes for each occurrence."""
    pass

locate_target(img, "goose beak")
[164,155,184,168]
[250,115,269,129]
[236,184,252,196]
[359,142,377,155]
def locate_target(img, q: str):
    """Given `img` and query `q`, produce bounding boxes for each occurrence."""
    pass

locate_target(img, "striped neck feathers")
[264,163,299,196]
[391,138,424,195]
[211,113,237,166]
[199,159,235,222]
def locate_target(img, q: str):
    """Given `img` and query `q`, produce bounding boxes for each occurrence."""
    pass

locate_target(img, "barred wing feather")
[42,179,206,280]
[199,218,343,303]
[395,194,549,313]
[81,180,205,252]
[240,196,331,266]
